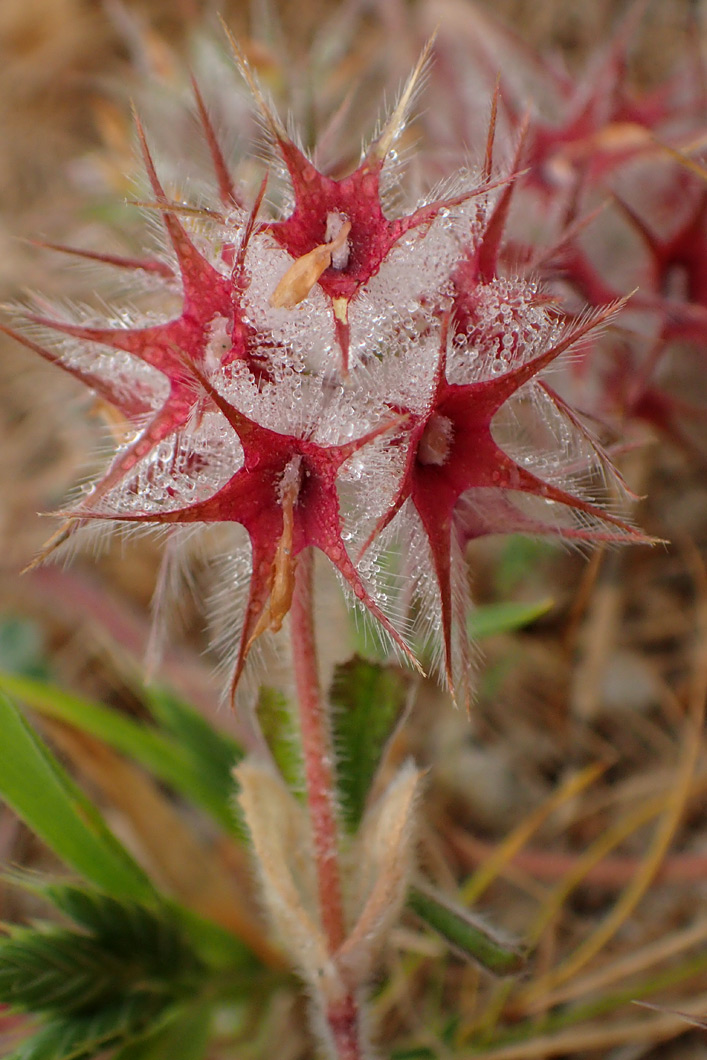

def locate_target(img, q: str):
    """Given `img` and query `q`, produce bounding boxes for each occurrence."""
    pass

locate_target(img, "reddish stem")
[291,548,346,951]
[290,550,366,1060]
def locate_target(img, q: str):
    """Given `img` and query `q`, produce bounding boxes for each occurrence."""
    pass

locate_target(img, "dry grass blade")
[538,918,707,1011]
[523,786,685,952]
[461,762,605,905]
[516,547,707,1009]
[458,991,707,1059]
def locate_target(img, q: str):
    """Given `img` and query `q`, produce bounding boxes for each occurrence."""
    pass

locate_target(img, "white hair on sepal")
[364,504,437,671]
[343,581,414,673]
[32,515,168,575]
[419,164,484,210]
[145,523,212,679]
[346,321,439,420]
[201,531,287,708]
[448,523,479,706]
[18,308,172,411]
[534,380,637,504]
[334,525,416,671]
[366,35,437,166]
[378,138,418,219]
[31,518,116,569]
[382,501,477,704]
[493,384,633,519]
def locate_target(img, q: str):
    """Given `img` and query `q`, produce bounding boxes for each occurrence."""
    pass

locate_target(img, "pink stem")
[290,548,365,1060]
[291,548,345,950]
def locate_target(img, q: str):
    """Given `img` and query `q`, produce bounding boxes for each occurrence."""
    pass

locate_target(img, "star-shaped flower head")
[3,30,652,711]
[224,28,496,373]
[614,176,707,345]
[70,354,420,702]
[360,297,648,707]
[2,101,282,573]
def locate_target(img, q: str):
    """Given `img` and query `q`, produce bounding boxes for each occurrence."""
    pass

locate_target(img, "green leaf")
[43,885,203,981]
[494,536,557,596]
[390,1048,437,1059]
[0,673,241,835]
[0,892,203,1017]
[254,687,303,793]
[329,657,410,832]
[6,996,163,1060]
[142,686,242,787]
[407,884,527,976]
[0,693,153,901]
[0,617,49,679]
[467,598,553,640]
[2,872,256,976]
[112,1003,212,1060]
[0,927,132,1015]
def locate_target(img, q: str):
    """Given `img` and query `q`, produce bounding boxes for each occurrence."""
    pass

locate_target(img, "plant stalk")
[290,548,366,1060]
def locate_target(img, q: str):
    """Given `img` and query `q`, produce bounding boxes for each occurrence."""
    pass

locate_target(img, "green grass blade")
[0,673,240,835]
[0,693,153,901]
[467,598,553,640]
[142,686,242,780]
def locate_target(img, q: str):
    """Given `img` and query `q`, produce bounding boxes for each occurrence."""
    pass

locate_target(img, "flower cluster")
[5,37,645,705]
[431,3,707,456]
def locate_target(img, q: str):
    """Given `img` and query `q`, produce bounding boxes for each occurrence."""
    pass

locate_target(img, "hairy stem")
[291,548,345,950]
[290,548,366,1060]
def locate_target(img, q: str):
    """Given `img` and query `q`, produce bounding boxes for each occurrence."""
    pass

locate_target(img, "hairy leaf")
[329,657,410,832]
[254,687,303,794]
[6,996,163,1060]
[0,894,203,1017]
[0,928,133,1015]
[41,886,202,980]
[407,884,527,975]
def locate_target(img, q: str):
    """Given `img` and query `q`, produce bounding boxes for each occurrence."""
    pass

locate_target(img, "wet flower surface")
[5,38,643,702]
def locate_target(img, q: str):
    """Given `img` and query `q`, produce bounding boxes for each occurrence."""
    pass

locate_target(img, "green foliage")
[0,892,203,1017]
[6,997,163,1060]
[0,673,242,835]
[0,617,49,680]
[45,884,203,982]
[467,598,553,640]
[329,656,410,832]
[494,536,557,596]
[407,885,527,976]
[111,1004,212,1060]
[142,686,242,789]
[0,693,153,901]
[0,885,208,1060]
[254,687,303,793]
[390,1048,436,1059]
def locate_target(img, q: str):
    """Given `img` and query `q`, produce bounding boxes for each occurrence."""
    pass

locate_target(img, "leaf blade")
[0,693,153,901]
[0,673,241,834]
[467,598,553,640]
[329,657,411,832]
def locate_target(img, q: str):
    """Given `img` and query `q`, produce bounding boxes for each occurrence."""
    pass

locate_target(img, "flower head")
[6,34,648,702]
